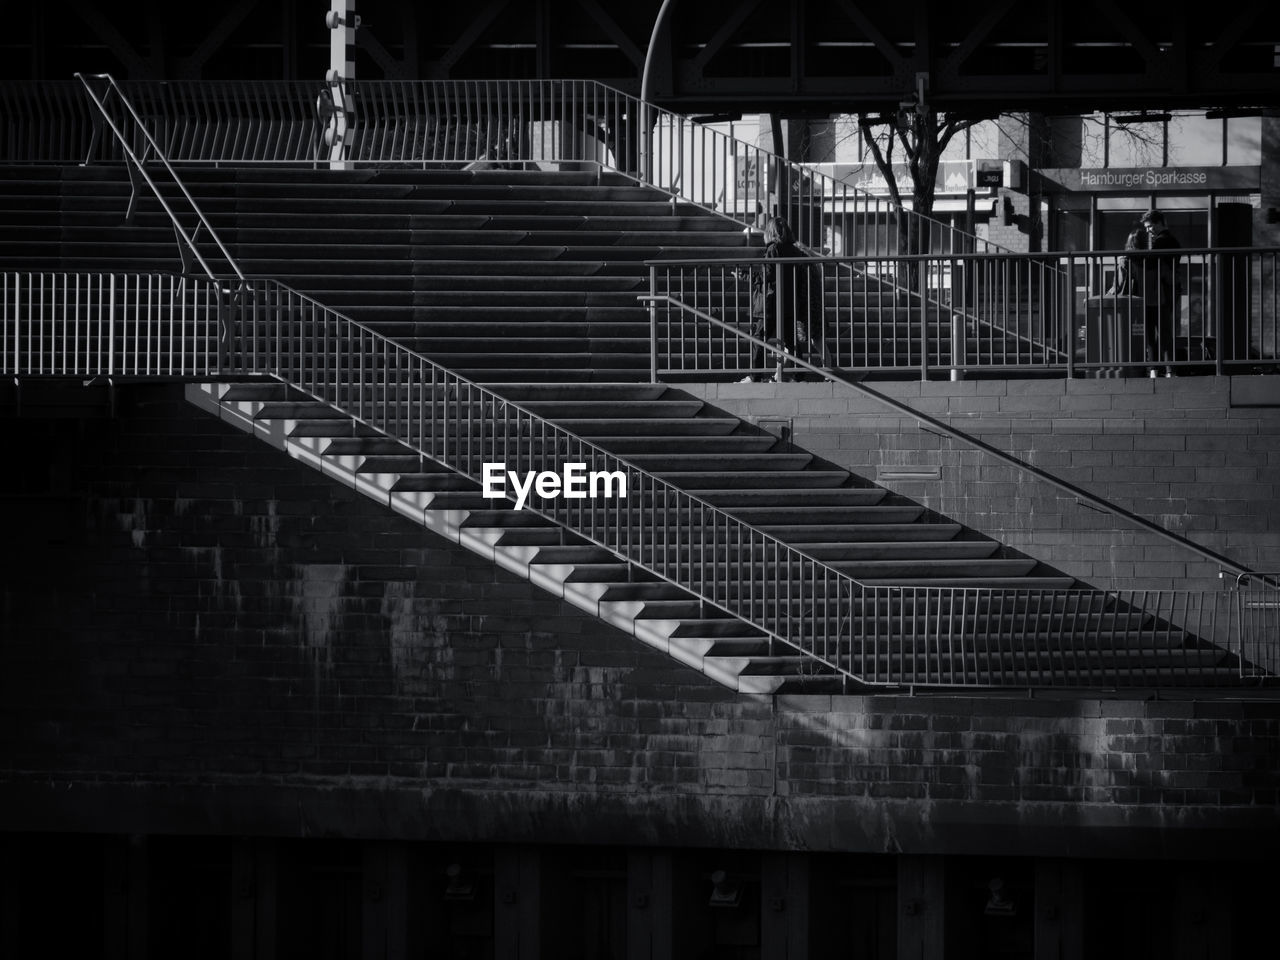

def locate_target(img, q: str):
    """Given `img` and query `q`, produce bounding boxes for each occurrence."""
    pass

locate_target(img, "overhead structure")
[13,1,1280,115]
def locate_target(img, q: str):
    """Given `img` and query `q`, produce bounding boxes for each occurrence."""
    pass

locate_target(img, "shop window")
[1108,118,1166,167]
[1167,112,1224,166]
[1226,115,1262,165]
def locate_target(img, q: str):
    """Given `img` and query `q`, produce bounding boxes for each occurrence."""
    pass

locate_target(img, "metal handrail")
[1,271,223,377]
[648,245,1280,380]
[642,288,1262,585]
[74,74,244,286]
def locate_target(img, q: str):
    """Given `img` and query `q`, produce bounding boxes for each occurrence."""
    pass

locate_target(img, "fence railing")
[649,246,1280,381]
[0,78,999,258]
[643,290,1263,588]
[1233,574,1280,680]
[0,271,222,378]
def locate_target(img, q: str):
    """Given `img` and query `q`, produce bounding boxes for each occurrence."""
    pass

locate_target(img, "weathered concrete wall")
[1,384,1277,860]
[687,375,1280,592]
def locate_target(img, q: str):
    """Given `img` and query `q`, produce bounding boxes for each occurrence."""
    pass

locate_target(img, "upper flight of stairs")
[0,165,1043,381]
[0,165,752,382]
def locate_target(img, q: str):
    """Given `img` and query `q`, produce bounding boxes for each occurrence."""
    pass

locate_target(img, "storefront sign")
[847,159,975,195]
[1040,165,1260,193]
[976,166,1003,187]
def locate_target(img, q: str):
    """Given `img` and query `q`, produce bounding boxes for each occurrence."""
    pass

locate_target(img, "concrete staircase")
[1,163,1249,690]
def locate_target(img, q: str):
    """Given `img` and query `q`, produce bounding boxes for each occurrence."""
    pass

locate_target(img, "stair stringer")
[185,381,828,695]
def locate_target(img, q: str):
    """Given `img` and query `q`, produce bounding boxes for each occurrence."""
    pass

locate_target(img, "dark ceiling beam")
[1202,0,1265,73]
[789,0,802,93]
[936,0,1018,83]
[401,4,419,78]
[690,0,766,73]
[830,0,908,75]
[427,0,509,79]
[1089,0,1168,79]
[67,0,156,80]
[358,25,413,81]
[175,0,260,80]
[577,0,646,69]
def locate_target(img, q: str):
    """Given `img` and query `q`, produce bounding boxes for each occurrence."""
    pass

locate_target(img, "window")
[1107,117,1165,167]
[1166,111,1222,166]
[1226,116,1262,165]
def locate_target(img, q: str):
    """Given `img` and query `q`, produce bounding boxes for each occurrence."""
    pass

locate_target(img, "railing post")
[1065,252,1076,379]
[773,260,784,382]
[918,255,930,381]
[648,265,659,382]
[107,272,116,377]
[1213,250,1225,376]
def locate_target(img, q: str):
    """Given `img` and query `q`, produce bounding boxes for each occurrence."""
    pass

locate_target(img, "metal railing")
[0,271,222,377]
[1,78,997,258]
[74,74,245,286]
[1233,574,1280,680]
[642,291,1263,589]
[649,246,1280,381]
[227,286,1266,689]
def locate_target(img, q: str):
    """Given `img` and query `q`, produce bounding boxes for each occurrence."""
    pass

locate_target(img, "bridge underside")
[12,1,1280,115]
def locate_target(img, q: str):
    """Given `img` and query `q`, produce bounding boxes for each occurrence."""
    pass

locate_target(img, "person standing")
[1139,210,1181,377]
[739,216,831,381]
[1107,221,1147,296]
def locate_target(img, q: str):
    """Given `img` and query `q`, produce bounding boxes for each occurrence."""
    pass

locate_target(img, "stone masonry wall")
[687,375,1280,592]
[1,384,1277,860]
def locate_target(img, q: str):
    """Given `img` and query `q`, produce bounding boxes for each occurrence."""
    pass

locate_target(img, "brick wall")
[1,383,1277,859]
[688,375,1280,591]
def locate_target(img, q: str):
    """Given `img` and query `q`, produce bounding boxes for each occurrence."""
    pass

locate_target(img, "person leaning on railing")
[737,215,832,382]
[1139,210,1181,377]
[1106,221,1147,296]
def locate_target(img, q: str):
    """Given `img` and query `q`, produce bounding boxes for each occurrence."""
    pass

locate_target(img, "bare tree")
[855,104,984,255]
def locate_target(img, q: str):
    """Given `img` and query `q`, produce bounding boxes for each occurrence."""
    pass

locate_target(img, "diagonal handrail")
[74,73,244,286]
[641,288,1267,587]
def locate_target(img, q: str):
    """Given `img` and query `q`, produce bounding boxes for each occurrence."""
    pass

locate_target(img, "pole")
[325,0,358,170]
[639,0,675,184]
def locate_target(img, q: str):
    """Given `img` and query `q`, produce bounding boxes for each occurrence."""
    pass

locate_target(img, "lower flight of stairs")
[186,379,842,694]
[186,379,1245,692]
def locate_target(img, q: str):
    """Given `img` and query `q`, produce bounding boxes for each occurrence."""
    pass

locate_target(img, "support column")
[1174,864,1232,960]
[761,852,810,959]
[104,835,148,960]
[494,846,540,960]
[1034,859,1083,960]
[231,839,277,960]
[897,855,945,960]
[627,851,673,960]
[363,841,408,960]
